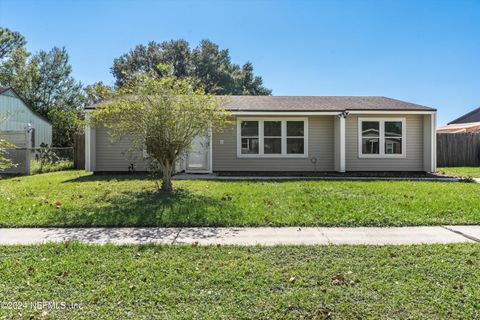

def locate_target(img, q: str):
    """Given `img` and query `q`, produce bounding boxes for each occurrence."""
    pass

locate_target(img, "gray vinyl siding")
[0,91,52,147]
[345,114,424,171]
[95,127,149,171]
[212,116,335,172]
[93,113,427,173]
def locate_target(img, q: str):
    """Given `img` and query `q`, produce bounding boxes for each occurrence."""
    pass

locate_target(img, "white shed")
[0,87,52,147]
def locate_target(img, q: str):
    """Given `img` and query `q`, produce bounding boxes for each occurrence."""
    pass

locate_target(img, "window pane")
[287,121,304,136]
[287,138,304,154]
[241,138,259,154]
[264,138,282,154]
[241,121,258,137]
[362,121,380,137]
[362,138,379,154]
[385,138,402,154]
[264,121,281,136]
[385,121,402,137]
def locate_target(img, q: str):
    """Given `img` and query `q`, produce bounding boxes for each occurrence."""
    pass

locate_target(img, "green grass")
[0,170,479,227]
[30,160,74,175]
[0,243,478,319]
[438,166,480,178]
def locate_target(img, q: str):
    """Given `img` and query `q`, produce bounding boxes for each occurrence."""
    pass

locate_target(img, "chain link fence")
[1,147,74,175]
[30,147,74,174]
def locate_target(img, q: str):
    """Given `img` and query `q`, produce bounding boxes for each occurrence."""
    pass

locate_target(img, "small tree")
[91,71,230,192]
[0,115,15,171]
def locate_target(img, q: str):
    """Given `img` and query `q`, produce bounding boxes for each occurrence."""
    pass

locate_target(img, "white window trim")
[358,117,406,158]
[236,117,309,158]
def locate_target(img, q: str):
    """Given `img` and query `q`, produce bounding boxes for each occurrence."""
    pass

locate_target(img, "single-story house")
[85,96,437,174]
[437,107,480,133]
[0,86,52,148]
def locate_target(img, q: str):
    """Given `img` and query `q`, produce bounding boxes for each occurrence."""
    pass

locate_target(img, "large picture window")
[358,118,406,158]
[237,118,308,157]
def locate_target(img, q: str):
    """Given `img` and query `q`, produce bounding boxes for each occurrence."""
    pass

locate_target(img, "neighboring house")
[85,96,437,173]
[0,87,52,148]
[437,107,480,133]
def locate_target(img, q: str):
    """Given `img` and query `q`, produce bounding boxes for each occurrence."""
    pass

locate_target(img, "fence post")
[74,133,85,169]
[24,147,30,175]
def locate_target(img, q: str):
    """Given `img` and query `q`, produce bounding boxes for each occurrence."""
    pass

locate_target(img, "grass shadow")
[43,184,244,228]
[62,172,154,184]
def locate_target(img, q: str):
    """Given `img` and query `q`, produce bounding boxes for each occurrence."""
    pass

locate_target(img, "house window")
[264,121,282,154]
[237,118,308,157]
[361,121,380,154]
[287,121,305,154]
[358,118,406,158]
[240,121,259,154]
[385,121,403,154]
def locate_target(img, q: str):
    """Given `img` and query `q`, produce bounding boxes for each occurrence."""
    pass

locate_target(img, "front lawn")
[438,166,480,178]
[0,243,478,319]
[0,171,479,227]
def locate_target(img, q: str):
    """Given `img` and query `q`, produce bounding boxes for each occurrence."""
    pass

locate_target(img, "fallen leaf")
[289,276,296,283]
[27,267,35,276]
[331,274,345,285]
[389,252,397,258]
[58,271,69,278]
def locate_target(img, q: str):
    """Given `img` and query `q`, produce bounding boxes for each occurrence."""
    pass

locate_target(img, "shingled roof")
[0,86,11,94]
[222,96,435,112]
[86,96,435,112]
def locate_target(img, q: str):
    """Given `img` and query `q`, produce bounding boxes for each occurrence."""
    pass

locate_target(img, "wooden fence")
[73,133,85,169]
[437,132,480,166]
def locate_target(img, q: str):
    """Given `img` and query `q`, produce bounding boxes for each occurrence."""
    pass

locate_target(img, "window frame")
[237,117,309,158]
[239,120,260,155]
[358,117,406,158]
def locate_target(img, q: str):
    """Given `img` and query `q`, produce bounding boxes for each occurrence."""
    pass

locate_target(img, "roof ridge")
[448,106,480,124]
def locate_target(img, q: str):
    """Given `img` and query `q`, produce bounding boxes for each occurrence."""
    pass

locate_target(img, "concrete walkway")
[173,173,462,182]
[0,226,479,246]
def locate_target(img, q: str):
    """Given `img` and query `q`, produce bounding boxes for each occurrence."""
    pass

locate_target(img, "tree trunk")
[160,160,174,192]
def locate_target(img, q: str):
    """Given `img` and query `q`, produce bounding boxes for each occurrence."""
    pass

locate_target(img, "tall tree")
[92,69,230,192]
[0,27,26,60]
[112,39,271,95]
[112,40,192,87]
[84,81,114,106]
[0,46,84,146]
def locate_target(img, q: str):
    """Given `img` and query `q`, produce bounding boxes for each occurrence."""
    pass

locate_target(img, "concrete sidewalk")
[0,226,479,246]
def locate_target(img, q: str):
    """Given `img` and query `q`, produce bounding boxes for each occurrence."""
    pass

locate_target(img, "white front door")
[186,134,210,172]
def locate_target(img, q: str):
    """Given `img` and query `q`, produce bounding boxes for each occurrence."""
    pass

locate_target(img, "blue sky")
[1,0,479,125]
